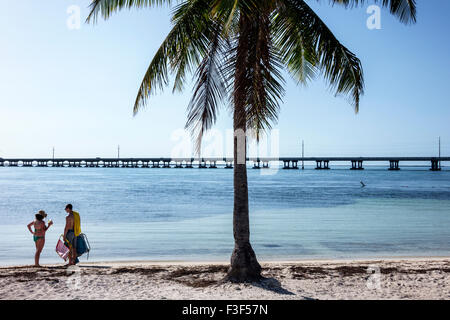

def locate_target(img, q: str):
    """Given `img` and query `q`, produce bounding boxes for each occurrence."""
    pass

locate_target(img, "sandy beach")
[0,258,448,300]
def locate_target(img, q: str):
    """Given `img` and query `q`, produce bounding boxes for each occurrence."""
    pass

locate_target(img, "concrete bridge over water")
[0,157,448,171]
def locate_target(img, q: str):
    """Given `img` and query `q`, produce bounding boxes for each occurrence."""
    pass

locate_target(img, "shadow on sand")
[252,277,295,295]
[250,277,317,300]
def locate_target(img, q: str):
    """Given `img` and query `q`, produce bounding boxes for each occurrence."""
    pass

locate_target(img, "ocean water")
[0,165,449,266]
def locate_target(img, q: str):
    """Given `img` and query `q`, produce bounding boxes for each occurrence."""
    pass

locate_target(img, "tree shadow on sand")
[249,277,316,300]
[251,277,295,296]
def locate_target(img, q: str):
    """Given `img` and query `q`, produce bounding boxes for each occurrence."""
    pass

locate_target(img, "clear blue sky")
[0,0,449,158]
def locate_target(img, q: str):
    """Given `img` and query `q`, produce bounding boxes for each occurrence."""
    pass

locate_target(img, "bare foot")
[34,264,42,268]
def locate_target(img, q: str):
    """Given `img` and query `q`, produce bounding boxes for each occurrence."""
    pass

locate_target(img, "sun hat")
[38,210,47,218]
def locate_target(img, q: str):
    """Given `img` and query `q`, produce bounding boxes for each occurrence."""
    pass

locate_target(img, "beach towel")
[56,236,70,261]
[73,211,81,237]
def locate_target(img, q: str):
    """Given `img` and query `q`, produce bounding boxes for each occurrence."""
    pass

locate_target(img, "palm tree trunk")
[226,13,262,283]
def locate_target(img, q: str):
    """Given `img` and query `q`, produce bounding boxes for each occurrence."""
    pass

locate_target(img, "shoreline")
[1,257,448,300]
[2,255,450,269]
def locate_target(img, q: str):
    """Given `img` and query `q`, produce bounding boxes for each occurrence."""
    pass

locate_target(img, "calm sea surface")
[0,166,449,266]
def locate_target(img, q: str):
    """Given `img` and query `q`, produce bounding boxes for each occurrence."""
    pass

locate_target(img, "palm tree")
[87,0,416,282]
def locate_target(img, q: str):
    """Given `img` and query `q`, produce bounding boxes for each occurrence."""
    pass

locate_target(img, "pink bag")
[56,236,70,261]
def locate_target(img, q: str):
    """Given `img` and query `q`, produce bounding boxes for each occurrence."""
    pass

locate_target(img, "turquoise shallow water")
[0,166,449,266]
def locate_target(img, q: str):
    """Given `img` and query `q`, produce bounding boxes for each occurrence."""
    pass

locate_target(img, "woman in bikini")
[27,210,53,267]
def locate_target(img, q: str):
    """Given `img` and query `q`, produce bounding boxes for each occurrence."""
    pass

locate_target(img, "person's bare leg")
[34,241,39,266]
[68,247,74,265]
[68,242,77,265]
[35,239,44,267]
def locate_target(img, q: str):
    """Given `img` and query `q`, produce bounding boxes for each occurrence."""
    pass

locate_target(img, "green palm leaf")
[244,10,285,141]
[185,22,228,153]
[279,0,364,112]
[133,0,212,114]
[87,0,174,23]
[316,0,417,24]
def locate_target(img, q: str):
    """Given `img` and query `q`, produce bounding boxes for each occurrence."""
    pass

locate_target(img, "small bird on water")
[360,181,366,188]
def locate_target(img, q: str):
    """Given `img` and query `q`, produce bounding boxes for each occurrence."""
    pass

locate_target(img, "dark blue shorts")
[66,230,77,247]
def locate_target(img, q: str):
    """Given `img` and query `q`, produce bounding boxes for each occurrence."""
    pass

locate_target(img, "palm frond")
[316,0,417,24]
[245,11,285,141]
[171,0,220,93]
[223,6,285,141]
[280,0,364,112]
[133,41,169,115]
[87,0,173,23]
[185,23,228,154]
[133,0,212,114]
[273,9,318,85]
[211,0,240,36]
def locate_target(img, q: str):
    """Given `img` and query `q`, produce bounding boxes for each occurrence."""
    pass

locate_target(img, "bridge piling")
[209,161,217,168]
[389,160,400,171]
[315,161,322,170]
[283,160,299,169]
[174,161,182,168]
[431,159,441,171]
[199,160,207,168]
[151,161,159,168]
[315,160,330,170]
[351,160,364,170]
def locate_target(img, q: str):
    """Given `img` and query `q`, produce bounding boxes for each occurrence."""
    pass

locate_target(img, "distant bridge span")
[0,156,448,171]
